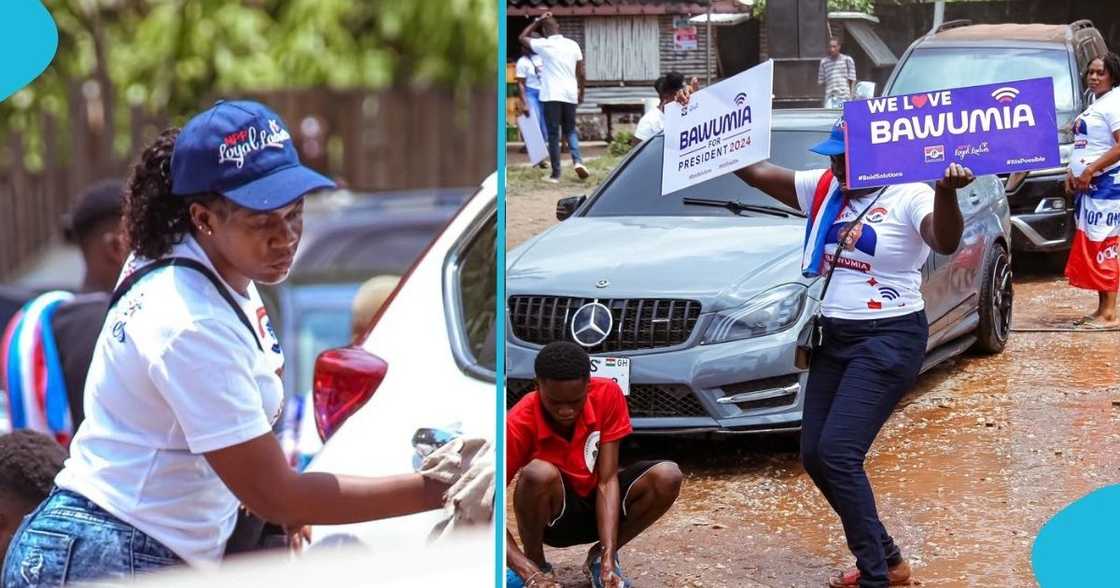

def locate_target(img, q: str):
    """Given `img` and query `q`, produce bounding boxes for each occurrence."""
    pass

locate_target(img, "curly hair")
[534,341,591,382]
[1089,52,1120,88]
[123,128,225,259]
[0,430,67,505]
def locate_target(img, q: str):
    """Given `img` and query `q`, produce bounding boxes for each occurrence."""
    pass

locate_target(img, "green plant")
[608,131,634,157]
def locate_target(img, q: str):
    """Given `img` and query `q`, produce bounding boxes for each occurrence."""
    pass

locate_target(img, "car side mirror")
[556,195,586,221]
[854,81,876,100]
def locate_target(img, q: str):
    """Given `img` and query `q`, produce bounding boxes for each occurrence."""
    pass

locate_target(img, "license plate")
[590,356,631,396]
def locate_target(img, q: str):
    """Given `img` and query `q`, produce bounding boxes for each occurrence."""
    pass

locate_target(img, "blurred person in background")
[279,273,401,471]
[0,430,67,565]
[2,100,481,586]
[1,179,126,444]
[819,38,857,109]
[520,12,589,183]
[631,72,687,146]
[516,40,549,167]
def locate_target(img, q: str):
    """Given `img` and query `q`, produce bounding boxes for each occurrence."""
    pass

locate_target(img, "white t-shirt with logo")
[515,55,543,91]
[529,35,583,104]
[634,107,664,141]
[55,235,285,566]
[1071,87,1120,178]
[794,169,936,320]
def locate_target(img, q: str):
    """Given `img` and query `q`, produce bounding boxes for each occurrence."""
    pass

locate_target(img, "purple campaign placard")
[843,77,1060,189]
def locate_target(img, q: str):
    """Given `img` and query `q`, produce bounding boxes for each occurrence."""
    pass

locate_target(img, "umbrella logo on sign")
[734,92,748,106]
[991,87,1020,103]
[924,144,945,163]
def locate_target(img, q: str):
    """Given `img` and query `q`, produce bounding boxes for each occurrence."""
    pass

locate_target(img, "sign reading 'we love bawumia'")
[843,77,1060,189]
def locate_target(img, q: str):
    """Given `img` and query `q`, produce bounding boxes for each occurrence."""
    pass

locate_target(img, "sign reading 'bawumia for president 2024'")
[661,60,773,195]
[843,77,1060,189]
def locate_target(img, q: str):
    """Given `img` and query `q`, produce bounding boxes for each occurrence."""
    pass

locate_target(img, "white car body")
[303,174,497,579]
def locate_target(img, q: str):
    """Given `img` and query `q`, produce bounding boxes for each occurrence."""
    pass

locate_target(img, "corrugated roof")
[933,24,1070,44]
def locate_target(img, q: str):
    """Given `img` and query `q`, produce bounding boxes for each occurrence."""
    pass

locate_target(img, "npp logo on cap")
[170,100,335,211]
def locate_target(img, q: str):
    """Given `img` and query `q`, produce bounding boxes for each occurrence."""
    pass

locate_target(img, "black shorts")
[542,460,668,548]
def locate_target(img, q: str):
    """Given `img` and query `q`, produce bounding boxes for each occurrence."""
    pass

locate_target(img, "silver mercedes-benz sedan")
[505,108,1012,435]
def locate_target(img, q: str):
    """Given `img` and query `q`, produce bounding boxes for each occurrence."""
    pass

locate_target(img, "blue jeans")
[524,87,548,141]
[800,312,928,588]
[543,101,583,178]
[2,489,182,586]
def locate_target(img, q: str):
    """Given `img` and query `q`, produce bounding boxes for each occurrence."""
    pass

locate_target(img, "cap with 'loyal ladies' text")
[170,100,336,211]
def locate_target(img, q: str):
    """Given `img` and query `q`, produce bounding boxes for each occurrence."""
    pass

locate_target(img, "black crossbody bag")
[110,257,287,555]
[794,188,886,370]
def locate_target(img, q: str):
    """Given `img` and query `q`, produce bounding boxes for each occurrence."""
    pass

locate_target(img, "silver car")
[505,108,1012,435]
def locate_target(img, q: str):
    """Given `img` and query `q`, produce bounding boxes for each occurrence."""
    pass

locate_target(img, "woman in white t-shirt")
[732,118,972,588]
[1065,52,1120,328]
[516,43,548,147]
[2,101,479,585]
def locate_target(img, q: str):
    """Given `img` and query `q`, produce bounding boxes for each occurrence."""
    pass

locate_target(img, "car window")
[449,210,497,376]
[890,47,1075,112]
[294,307,354,395]
[585,131,829,217]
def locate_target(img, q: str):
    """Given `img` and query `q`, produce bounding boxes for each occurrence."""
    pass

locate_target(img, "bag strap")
[109,257,263,352]
[817,187,887,303]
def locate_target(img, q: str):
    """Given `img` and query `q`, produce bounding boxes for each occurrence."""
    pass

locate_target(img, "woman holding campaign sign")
[1065,52,1120,328]
[726,117,973,587]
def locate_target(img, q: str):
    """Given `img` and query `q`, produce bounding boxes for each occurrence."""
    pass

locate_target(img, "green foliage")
[3,0,497,165]
[608,131,634,157]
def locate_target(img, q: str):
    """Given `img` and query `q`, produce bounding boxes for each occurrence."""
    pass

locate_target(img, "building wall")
[658,15,720,83]
[554,15,722,86]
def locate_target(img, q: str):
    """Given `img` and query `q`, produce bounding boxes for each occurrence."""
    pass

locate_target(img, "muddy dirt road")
[505,179,1120,587]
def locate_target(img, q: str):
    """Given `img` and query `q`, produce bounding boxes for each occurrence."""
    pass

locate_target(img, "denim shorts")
[2,488,182,587]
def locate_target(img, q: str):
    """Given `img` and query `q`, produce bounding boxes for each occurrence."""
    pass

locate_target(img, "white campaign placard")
[517,110,548,166]
[661,59,773,195]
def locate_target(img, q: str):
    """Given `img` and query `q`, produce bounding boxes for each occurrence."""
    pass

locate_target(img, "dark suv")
[882,20,1108,253]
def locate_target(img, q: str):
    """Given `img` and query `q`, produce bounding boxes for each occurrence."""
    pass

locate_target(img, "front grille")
[506,378,707,418]
[506,378,535,407]
[508,296,701,353]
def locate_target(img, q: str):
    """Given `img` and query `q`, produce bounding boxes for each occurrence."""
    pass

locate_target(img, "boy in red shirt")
[506,342,682,588]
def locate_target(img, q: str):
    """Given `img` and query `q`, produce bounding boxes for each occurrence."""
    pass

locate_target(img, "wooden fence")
[0,86,496,281]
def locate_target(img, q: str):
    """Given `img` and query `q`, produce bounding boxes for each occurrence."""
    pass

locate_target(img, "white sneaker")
[544,176,560,184]
[574,163,590,179]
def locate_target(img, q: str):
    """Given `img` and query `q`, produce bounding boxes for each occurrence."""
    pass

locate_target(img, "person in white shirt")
[520,12,590,183]
[731,118,972,588]
[516,43,548,151]
[1065,52,1120,328]
[631,72,687,145]
[2,100,480,586]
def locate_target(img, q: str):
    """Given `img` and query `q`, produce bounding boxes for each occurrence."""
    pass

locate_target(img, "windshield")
[890,47,1075,112]
[585,131,829,217]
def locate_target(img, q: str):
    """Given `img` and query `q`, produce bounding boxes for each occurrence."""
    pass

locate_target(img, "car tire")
[972,242,1012,354]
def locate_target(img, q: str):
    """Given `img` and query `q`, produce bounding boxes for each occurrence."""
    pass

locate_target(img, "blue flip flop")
[507,562,554,588]
[587,553,632,588]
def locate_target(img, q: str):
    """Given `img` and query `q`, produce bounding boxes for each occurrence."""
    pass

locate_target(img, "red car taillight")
[313,346,388,441]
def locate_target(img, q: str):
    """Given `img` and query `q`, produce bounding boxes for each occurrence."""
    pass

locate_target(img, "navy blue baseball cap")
[170,100,335,211]
[809,118,847,156]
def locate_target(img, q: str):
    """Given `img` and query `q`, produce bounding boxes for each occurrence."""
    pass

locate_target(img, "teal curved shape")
[1032,484,1120,586]
[0,0,57,102]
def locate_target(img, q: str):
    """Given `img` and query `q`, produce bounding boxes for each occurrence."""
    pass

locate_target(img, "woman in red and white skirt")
[1066,52,1120,328]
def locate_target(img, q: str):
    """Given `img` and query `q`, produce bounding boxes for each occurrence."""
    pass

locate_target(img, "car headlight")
[702,283,807,344]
